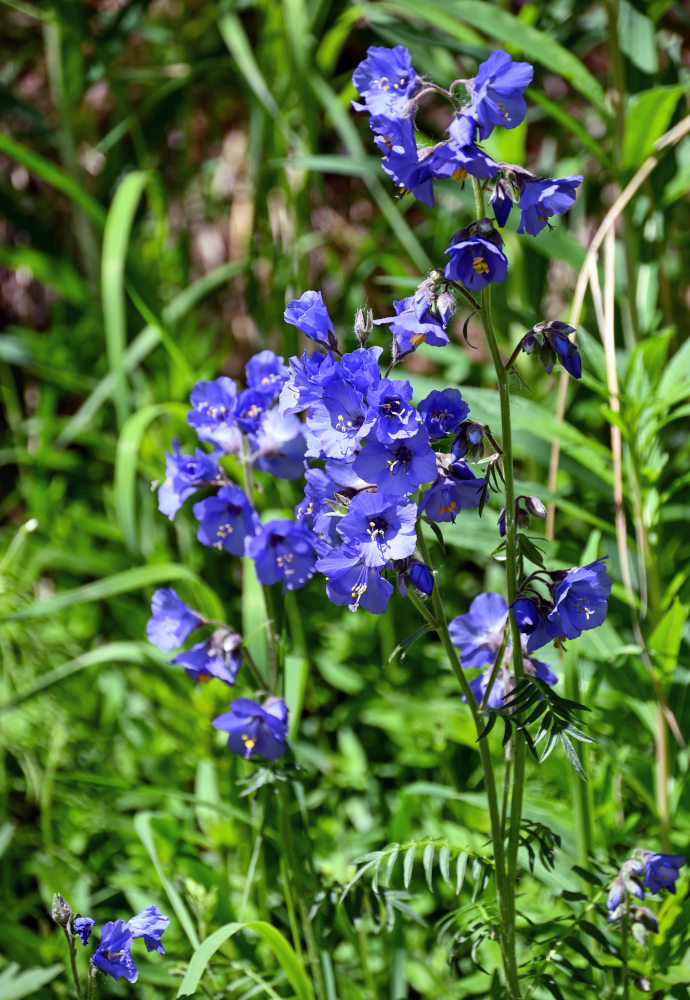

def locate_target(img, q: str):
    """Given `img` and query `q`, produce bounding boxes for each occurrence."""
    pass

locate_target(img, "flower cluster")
[352,46,582,239]
[607,851,685,944]
[52,895,169,984]
[513,557,612,651]
[146,587,289,761]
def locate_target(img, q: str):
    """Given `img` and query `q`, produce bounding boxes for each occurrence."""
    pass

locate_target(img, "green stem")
[621,905,630,1000]
[87,964,95,1000]
[473,178,529,993]
[278,783,327,1000]
[62,928,83,1000]
[358,924,379,1000]
[414,525,521,999]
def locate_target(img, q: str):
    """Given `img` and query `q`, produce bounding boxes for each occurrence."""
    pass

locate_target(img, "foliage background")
[1,0,689,997]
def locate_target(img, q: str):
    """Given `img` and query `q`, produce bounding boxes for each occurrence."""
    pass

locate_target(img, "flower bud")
[492,178,513,228]
[409,560,434,596]
[452,421,485,461]
[354,306,373,346]
[52,893,72,928]
[525,496,546,519]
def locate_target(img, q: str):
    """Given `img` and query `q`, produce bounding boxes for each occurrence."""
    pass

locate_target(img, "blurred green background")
[1,1,690,997]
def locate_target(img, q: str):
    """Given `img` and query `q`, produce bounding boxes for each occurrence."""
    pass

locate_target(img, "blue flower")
[449,592,508,670]
[305,376,375,460]
[73,916,95,946]
[513,596,554,652]
[284,291,337,348]
[452,421,485,460]
[247,519,317,591]
[376,296,450,353]
[251,409,307,480]
[418,389,469,440]
[128,905,169,954]
[352,45,419,117]
[337,492,418,567]
[492,178,514,228]
[92,920,138,983]
[519,321,582,379]
[367,377,418,442]
[171,628,242,686]
[339,346,383,395]
[316,543,394,613]
[158,439,220,521]
[643,853,685,894]
[245,350,289,401]
[420,461,486,522]
[445,231,508,290]
[235,389,270,434]
[517,175,583,236]
[187,378,242,454]
[146,588,202,652]
[408,560,434,596]
[548,557,611,640]
[427,115,499,183]
[353,426,437,497]
[213,696,288,760]
[549,325,582,379]
[466,50,533,138]
[193,485,260,555]
[278,350,339,416]
[381,137,435,207]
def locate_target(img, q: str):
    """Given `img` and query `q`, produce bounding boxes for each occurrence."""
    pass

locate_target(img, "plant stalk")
[62,928,84,1000]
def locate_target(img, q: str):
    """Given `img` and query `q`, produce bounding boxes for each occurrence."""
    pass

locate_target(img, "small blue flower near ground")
[284,290,337,348]
[146,588,202,652]
[213,697,289,760]
[465,50,534,138]
[127,905,170,953]
[171,629,242,686]
[73,916,95,946]
[643,853,685,894]
[91,919,138,982]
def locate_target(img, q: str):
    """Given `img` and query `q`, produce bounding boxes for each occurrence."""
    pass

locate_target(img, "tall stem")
[475,179,529,991]
[62,928,84,1000]
[413,528,521,998]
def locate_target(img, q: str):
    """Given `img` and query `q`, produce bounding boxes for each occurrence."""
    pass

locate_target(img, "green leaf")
[559,732,587,782]
[0,641,163,715]
[0,963,64,1000]
[135,811,200,949]
[422,843,434,891]
[617,0,658,74]
[456,851,468,894]
[439,844,451,887]
[621,85,685,170]
[101,170,151,427]
[403,844,416,889]
[3,563,223,623]
[176,920,315,1000]
[648,598,688,679]
[114,402,187,556]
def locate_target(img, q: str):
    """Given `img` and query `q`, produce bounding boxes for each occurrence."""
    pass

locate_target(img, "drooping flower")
[337,492,418,567]
[73,916,95,946]
[642,853,685,895]
[445,230,508,290]
[212,696,288,760]
[465,50,533,138]
[353,426,437,497]
[245,350,289,401]
[247,519,317,591]
[193,485,260,555]
[513,595,554,652]
[157,439,220,521]
[187,377,242,454]
[492,178,514,228]
[284,291,337,349]
[128,905,169,954]
[517,175,583,236]
[146,588,203,652]
[548,557,611,640]
[381,133,435,207]
[92,920,138,983]
[420,461,486,523]
[352,45,420,118]
[316,543,394,613]
[518,320,582,378]
[171,628,242,686]
[418,389,469,440]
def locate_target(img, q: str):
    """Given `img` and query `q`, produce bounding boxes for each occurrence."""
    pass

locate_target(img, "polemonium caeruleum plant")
[137,47,684,1000]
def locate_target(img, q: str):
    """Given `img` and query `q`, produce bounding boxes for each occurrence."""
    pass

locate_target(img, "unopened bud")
[525,496,546,519]
[52,893,72,928]
[354,306,373,345]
